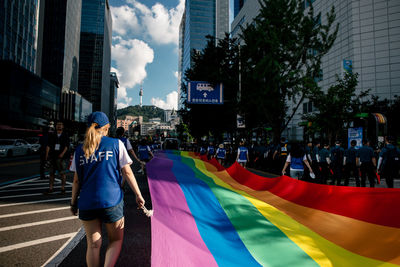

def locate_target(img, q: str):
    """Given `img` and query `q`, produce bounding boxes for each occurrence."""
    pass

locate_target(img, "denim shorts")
[79,200,124,223]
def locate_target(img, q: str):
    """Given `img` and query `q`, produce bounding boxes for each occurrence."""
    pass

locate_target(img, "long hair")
[83,123,109,158]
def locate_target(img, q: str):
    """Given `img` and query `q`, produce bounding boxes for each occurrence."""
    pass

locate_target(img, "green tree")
[179,34,240,140]
[240,0,338,141]
[303,72,369,143]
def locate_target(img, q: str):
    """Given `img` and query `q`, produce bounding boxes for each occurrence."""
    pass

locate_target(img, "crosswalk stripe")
[0,207,70,219]
[0,191,71,199]
[0,216,77,232]
[0,197,70,208]
[0,233,76,253]
[0,177,39,189]
[0,185,71,193]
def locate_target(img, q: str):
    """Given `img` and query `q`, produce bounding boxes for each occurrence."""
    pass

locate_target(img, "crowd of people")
[190,136,400,188]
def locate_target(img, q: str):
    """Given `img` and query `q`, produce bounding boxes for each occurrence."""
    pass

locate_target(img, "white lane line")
[6,182,60,187]
[0,177,40,189]
[0,197,70,208]
[0,207,70,219]
[0,216,77,232]
[0,185,71,193]
[0,191,71,199]
[0,233,76,253]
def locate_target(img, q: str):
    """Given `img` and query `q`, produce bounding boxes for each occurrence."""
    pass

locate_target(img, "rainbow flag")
[147,151,400,266]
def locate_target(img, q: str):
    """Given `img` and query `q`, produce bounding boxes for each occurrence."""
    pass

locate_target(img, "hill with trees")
[117,105,165,122]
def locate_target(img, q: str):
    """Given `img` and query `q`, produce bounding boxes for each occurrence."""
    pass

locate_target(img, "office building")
[231,0,400,141]
[178,0,229,108]
[78,0,112,118]
[36,0,82,92]
[0,0,38,72]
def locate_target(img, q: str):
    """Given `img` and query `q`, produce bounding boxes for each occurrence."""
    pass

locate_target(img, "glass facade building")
[0,0,37,72]
[178,0,229,108]
[78,0,112,117]
[36,0,82,91]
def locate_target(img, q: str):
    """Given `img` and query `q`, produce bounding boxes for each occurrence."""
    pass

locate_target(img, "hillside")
[117,105,165,122]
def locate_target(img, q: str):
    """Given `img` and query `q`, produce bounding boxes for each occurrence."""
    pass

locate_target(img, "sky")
[109,0,234,110]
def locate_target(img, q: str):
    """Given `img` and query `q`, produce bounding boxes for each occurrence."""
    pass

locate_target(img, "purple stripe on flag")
[147,156,218,267]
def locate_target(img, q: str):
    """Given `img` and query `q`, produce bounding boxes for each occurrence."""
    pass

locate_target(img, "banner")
[187,81,223,104]
[348,127,363,149]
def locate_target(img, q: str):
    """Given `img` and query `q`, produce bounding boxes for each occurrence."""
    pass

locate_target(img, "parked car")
[25,137,41,153]
[0,139,33,157]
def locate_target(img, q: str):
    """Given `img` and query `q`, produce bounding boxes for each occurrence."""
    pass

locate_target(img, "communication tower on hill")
[139,83,143,107]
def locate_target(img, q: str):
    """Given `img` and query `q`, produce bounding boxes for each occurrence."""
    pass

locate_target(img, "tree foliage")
[239,0,338,141]
[117,105,165,122]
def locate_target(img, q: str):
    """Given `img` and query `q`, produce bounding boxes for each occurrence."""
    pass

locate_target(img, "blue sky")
[109,0,233,110]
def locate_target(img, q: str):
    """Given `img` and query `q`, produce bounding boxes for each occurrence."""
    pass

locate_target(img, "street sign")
[187,81,223,104]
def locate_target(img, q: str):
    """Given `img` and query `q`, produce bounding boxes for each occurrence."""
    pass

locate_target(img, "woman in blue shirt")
[70,112,145,267]
[236,141,249,167]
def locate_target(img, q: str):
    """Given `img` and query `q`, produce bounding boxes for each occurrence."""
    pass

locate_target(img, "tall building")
[36,0,82,92]
[78,0,112,117]
[0,0,38,72]
[231,0,260,39]
[231,0,400,141]
[178,0,229,108]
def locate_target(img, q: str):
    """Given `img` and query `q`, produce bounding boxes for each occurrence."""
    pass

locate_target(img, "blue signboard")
[348,127,362,149]
[343,59,353,74]
[187,81,223,104]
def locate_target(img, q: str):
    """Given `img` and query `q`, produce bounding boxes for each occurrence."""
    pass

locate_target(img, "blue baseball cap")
[87,112,109,128]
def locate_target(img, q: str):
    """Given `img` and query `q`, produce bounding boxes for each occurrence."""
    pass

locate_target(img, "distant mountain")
[117,105,165,122]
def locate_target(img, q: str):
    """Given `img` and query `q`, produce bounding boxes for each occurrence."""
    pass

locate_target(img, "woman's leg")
[82,219,102,267]
[104,217,125,267]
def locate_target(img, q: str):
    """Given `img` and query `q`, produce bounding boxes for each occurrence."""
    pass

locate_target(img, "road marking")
[0,159,39,168]
[0,233,75,253]
[0,185,71,193]
[0,191,71,199]
[0,216,77,232]
[0,177,39,188]
[0,197,70,208]
[0,207,70,219]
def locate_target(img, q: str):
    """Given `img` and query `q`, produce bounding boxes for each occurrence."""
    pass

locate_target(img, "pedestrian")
[330,140,345,185]
[207,142,215,160]
[281,143,314,180]
[310,141,321,181]
[137,139,154,174]
[69,111,145,267]
[236,141,249,168]
[116,127,145,172]
[318,143,331,184]
[216,143,226,166]
[377,136,400,188]
[356,139,377,187]
[343,140,360,186]
[303,141,313,180]
[44,121,69,194]
[39,127,49,180]
[273,137,289,174]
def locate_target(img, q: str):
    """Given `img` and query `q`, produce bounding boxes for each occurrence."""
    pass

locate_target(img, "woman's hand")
[136,194,145,209]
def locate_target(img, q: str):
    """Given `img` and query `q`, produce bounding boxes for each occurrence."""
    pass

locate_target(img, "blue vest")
[118,137,129,150]
[74,136,122,210]
[216,148,226,159]
[238,147,248,161]
[290,157,304,170]
[138,145,150,160]
[208,146,215,155]
[200,147,206,155]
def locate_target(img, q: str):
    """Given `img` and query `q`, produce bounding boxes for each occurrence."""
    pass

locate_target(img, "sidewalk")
[58,173,152,267]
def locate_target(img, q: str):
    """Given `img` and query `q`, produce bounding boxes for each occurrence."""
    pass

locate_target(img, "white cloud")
[112,38,154,88]
[126,0,185,45]
[151,91,178,110]
[111,5,140,36]
[174,71,178,78]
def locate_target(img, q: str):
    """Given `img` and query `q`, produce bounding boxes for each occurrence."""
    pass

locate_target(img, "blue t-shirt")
[216,148,226,159]
[357,145,374,163]
[207,146,215,155]
[138,145,151,160]
[71,137,131,210]
[237,146,248,161]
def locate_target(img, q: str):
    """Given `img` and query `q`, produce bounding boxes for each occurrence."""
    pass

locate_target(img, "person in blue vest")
[330,140,345,185]
[378,136,400,188]
[199,143,207,156]
[282,143,314,180]
[207,142,215,159]
[356,139,377,187]
[137,139,154,173]
[236,141,249,167]
[116,127,144,170]
[216,144,226,166]
[69,112,145,267]
[344,140,359,186]
[273,137,290,174]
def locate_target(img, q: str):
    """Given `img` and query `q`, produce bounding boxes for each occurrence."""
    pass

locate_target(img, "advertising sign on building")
[187,81,223,104]
[348,127,363,149]
[237,114,245,128]
[342,59,353,75]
